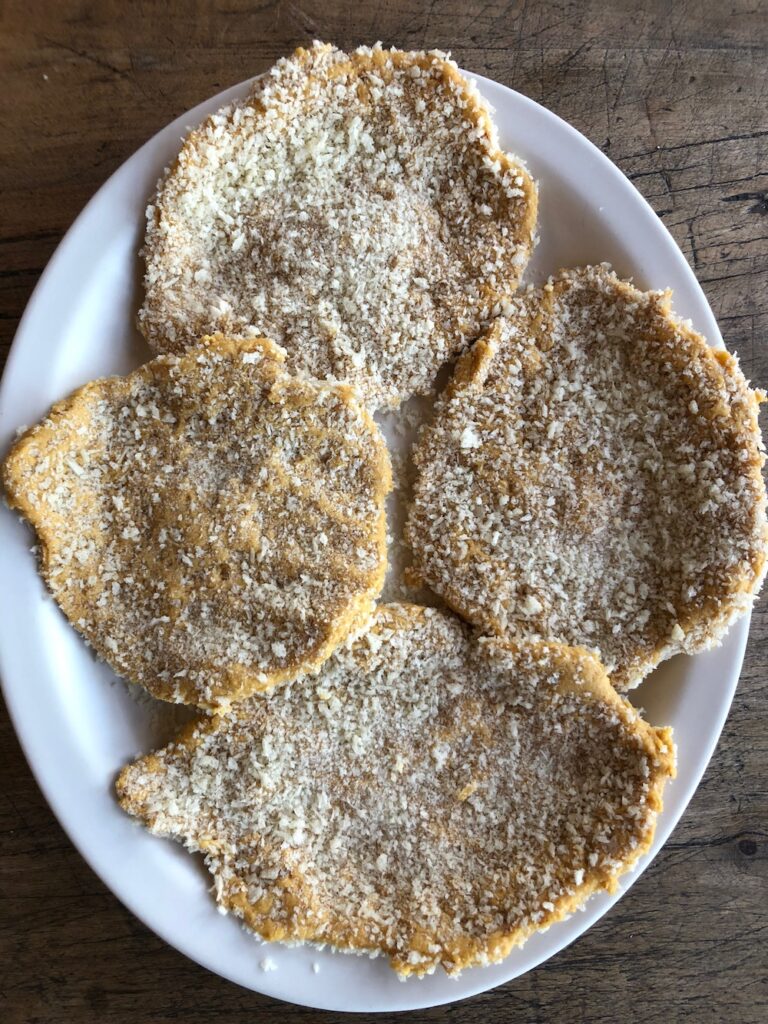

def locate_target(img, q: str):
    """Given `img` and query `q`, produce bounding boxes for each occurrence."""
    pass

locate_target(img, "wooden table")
[1,2,766,1021]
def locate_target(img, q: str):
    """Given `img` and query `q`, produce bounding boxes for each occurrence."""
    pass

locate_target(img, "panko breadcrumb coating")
[406,265,768,689]
[3,334,391,709]
[139,41,537,409]
[117,604,675,977]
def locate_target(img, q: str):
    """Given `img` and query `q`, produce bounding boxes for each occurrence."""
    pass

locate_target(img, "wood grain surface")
[1,2,766,1021]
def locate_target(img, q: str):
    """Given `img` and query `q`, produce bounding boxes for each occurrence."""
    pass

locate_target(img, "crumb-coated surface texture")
[406,266,768,689]
[2,334,391,709]
[117,603,675,977]
[138,41,538,410]
[2,3,767,1020]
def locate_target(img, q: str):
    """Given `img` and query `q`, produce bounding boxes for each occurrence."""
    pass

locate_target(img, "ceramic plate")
[0,69,750,1012]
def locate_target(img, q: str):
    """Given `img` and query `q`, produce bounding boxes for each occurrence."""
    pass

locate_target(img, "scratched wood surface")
[1,2,766,1021]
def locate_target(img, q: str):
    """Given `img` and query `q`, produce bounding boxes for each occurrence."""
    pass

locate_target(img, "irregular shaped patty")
[3,334,391,709]
[406,265,768,688]
[139,42,537,409]
[117,603,675,976]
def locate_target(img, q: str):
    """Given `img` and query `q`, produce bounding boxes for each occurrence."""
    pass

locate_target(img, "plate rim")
[0,67,750,1012]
